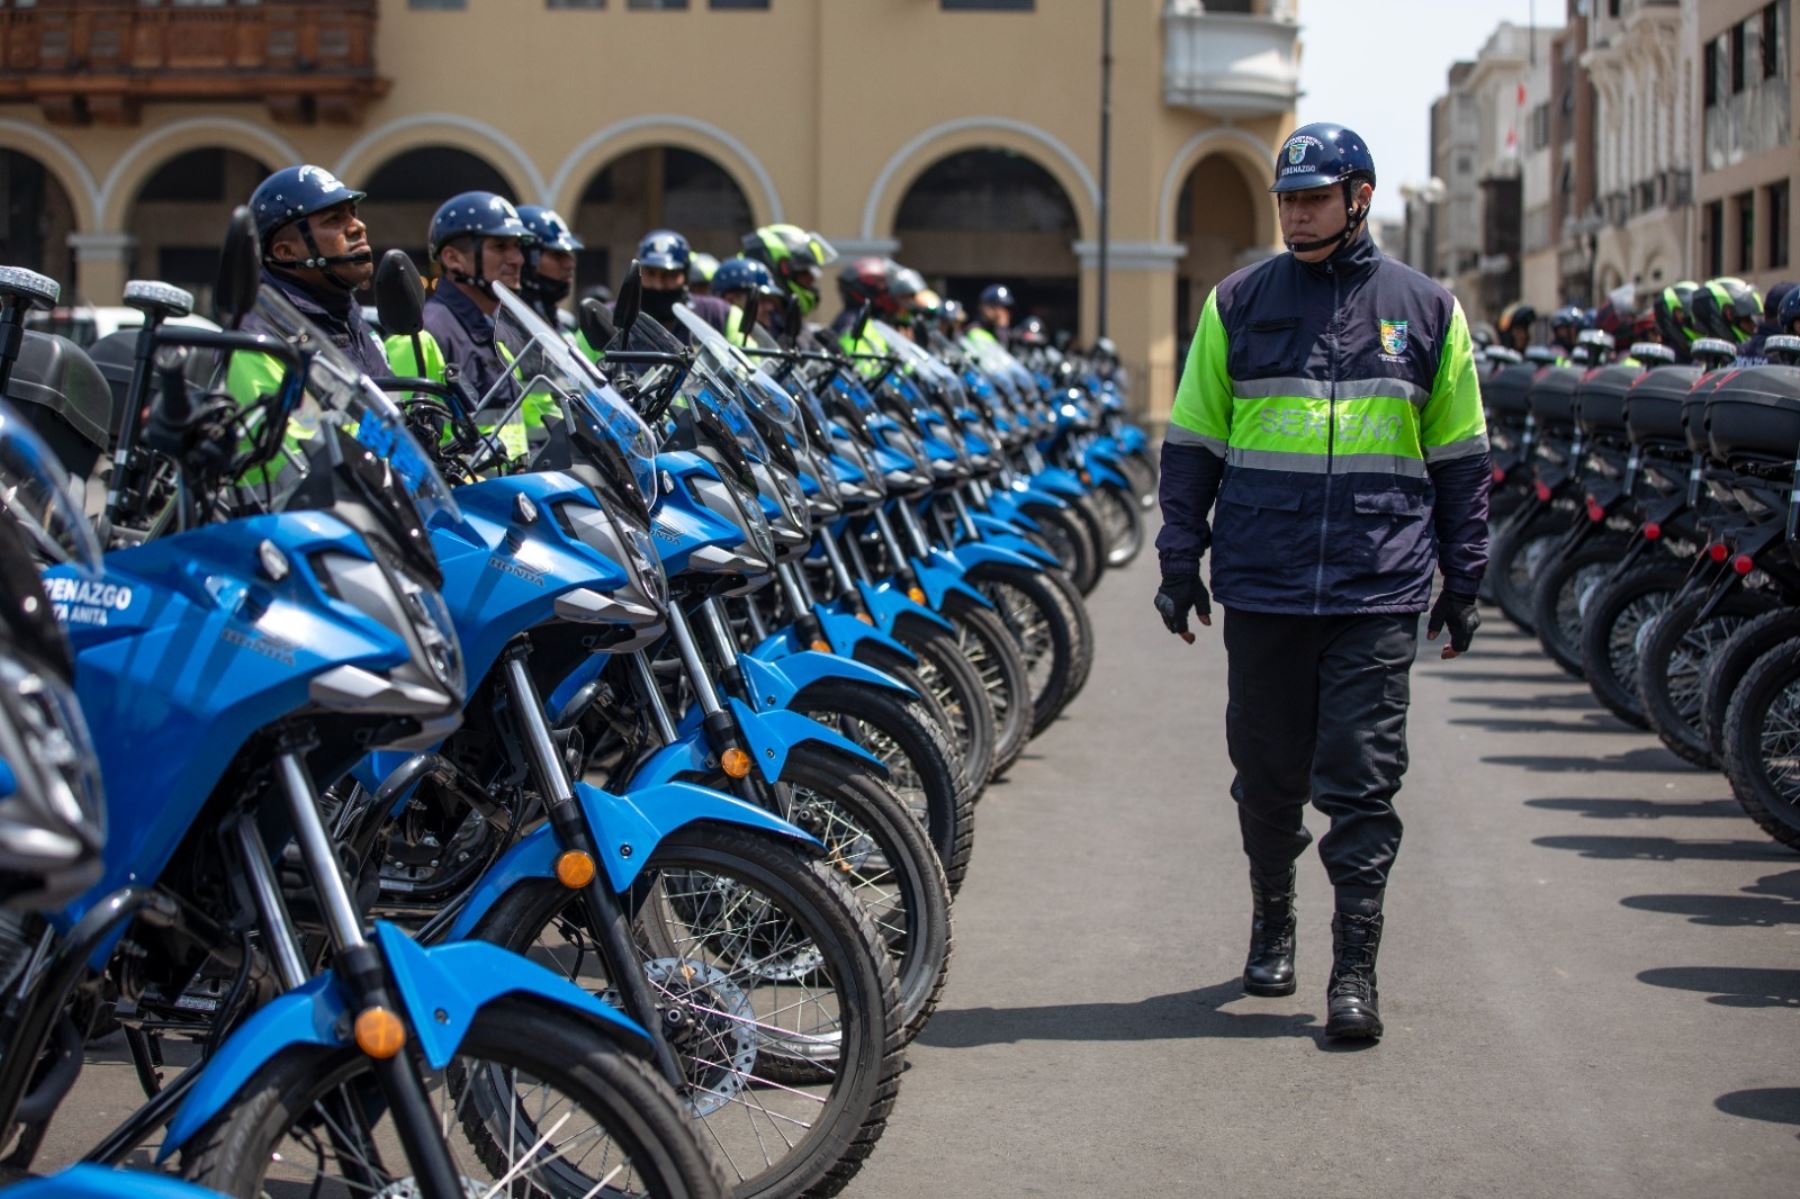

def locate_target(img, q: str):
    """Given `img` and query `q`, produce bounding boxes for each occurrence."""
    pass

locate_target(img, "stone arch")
[547,116,782,227]
[97,116,301,230]
[1158,126,1276,248]
[0,119,100,232]
[862,118,1099,245]
[1,146,82,288]
[333,113,547,206]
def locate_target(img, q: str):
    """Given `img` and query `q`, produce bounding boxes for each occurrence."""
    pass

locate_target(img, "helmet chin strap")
[269,215,372,292]
[1285,179,1370,255]
[447,235,494,298]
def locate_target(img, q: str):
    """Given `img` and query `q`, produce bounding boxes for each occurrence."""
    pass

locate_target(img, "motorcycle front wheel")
[181,995,728,1199]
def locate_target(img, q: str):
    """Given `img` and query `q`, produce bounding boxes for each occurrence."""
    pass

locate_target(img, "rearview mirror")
[373,249,425,337]
[613,260,644,342]
[214,205,262,329]
[579,297,617,349]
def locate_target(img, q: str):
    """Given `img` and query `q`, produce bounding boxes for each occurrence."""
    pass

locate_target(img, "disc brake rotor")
[633,957,756,1117]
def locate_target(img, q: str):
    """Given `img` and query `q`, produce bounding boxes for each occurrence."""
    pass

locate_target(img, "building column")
[66,232,135,306]
[1075,239,1185,426]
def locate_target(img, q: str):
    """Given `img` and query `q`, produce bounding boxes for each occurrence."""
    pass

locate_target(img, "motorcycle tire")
[182,995,729,1199]
[1038,560,1095,704]
[791,676,975,895]
[970,562,1079,735]
[1637,585,1778,768]
[1091,480,1144,570]
[890,622,997,798]
[1021,500,1099,596]
[943,599,1033,781]
[1491,513,1567,633]
[1720,635,1800,852]
[1701,607,1800,763]
[1579,560,1688,729]
[1118,451,1157,510]
[471,825,904,1199]
[1067,494,1112,595]
[1529,536,1630,678]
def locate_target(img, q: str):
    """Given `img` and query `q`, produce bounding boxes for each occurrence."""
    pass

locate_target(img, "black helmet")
[1778,284,1800,334]
[1691,277,1762,343]
[1015,315,1049,347]
[839,256,905,316]
[1270,123,1376,255]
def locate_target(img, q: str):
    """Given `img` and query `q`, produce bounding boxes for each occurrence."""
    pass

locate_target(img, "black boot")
[1242,866,1297,997]
[1325,896,1384,1040]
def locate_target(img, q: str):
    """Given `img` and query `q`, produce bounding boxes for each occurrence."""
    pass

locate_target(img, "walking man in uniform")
[1153,123,1490,1041]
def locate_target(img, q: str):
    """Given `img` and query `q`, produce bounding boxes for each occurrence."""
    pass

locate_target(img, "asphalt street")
[32,514,1800,1196]
[854,515,1800,1198]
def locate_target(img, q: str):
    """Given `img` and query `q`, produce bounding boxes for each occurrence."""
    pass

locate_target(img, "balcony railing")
[0,1,387,125]
[1162,8,1300,118]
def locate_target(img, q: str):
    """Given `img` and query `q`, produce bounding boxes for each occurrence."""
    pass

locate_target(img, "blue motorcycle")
[0,242,723,1198]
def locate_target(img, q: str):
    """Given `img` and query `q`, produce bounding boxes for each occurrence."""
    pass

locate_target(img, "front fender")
[1078,455,1130,492]
[163,975,346,1157]
[973,509,1039,539]
[1006,482,1071,512]
[935,541,1044,576]
[14,1167,226,1198]
[911,556,995,613]
[1118,425,1150,454]
[979,530,1060,570]
[729,697,886,782]
[737,651,911,713]
[372,923,644,1069]
[448,780,818,939]
[851,580,953,635]
[1032,466,1089,499]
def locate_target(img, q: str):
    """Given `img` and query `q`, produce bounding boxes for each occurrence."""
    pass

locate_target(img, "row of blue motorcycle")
[0,205,1154,1198]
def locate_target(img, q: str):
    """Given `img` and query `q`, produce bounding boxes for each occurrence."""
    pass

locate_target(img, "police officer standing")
[964,283,1014,351]
[1154,123,1490,1042]
[635,229,731,338]
[515,205,585,327]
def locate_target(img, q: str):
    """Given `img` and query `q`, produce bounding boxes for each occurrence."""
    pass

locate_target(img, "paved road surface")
[34,515,1800,1196]
[852,518,1799,1198]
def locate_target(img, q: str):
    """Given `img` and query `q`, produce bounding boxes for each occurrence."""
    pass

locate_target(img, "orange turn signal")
[855,612,875,625]
[721,747,753,779]
[354,1007,406,1059]
[907,586,927,605]
[555,850,597,889]
[810,639,833,652]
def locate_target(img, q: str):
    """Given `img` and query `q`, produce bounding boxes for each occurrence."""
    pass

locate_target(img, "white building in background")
[1581,0,1692,300]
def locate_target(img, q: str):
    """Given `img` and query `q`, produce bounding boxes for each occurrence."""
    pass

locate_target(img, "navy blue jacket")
[1157,234,1491,614]
[424,282,512,407]
[249,269,389,381]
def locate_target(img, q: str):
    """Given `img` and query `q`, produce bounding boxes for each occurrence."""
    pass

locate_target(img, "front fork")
[497,652,689,1091]
[241,742,466,1199]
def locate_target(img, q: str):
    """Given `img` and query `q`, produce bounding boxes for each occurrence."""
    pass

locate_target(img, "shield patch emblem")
[1379,319,1409,357]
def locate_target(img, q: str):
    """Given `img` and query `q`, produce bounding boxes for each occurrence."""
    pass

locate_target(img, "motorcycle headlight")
[0,656,104,876]
[559,501,670,611]
[314,549,464,702]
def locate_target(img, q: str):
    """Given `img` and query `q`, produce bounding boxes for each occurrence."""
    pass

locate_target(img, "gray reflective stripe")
[1424,432,1491,462]
[1233,376,1431,405]
[1166,423,1228,454]
[1227,446,1428,478]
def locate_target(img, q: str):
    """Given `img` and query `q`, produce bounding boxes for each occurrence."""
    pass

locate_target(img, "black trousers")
[1222,607,1420,893]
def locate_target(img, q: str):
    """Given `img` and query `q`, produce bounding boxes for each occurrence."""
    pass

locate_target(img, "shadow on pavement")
[1431,671,1581,686]
[915,978,1323,1048]
[1451,716,1619,735]
[1452,692,1603,711]
[1621,869,1800,927]
[1636,966,1800,1008]
[1532,834,1791,862]
[1525,796,1745,820]
[1486,746,1691,773]
[1715,1088,1800,1127]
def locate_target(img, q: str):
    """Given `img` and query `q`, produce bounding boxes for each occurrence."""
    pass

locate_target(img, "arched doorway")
[1,149,78,290]
[357,146,515,280]
[893,149,1080,336]
[571,148,753,300]
[125,148,270,310]
[1174,153,1262,358]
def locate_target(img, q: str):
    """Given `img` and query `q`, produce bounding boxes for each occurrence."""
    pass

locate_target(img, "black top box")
[1705,364,1800,464]
[1575,364,1641,439]
[1526,365,1584,433]
[1625,365,1703,450]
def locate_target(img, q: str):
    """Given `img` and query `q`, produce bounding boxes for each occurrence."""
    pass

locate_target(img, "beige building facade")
[1691,0,1795,292]
[0,0,1300,422]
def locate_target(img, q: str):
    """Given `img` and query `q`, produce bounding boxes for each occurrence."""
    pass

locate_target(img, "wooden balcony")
[0,1,389,126]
